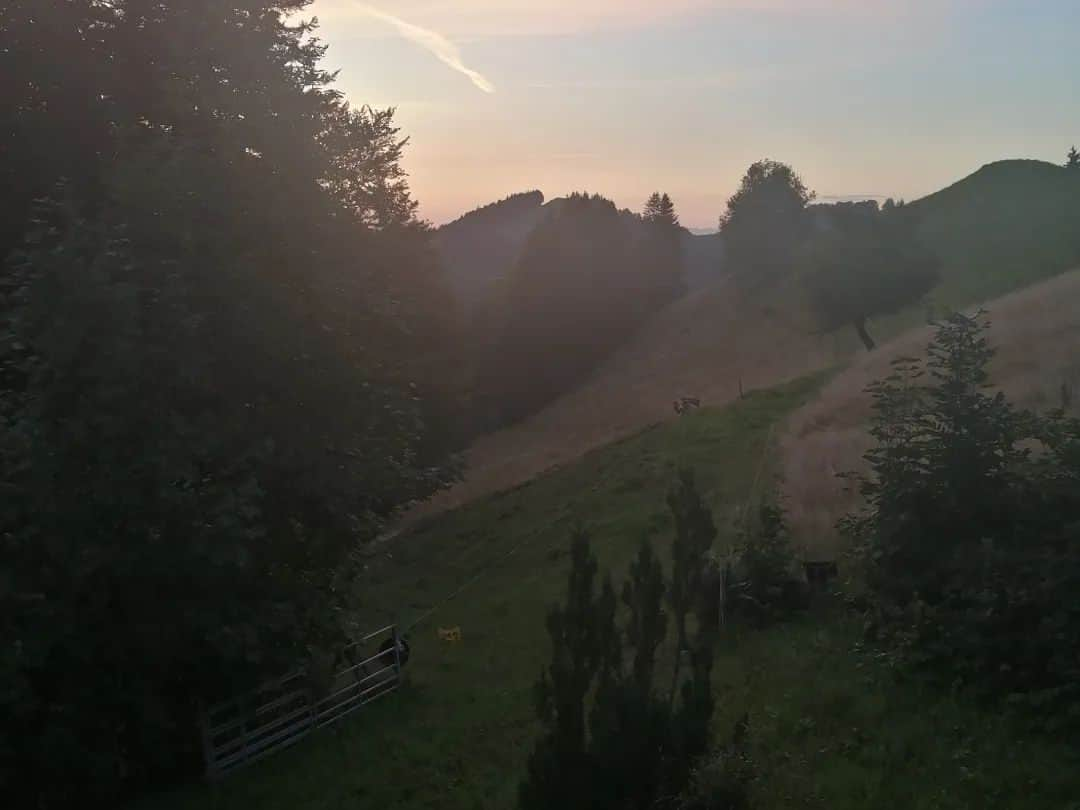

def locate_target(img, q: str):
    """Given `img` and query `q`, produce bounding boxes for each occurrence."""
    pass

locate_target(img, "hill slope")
[142,375,1079,810]
[911,159,1080,306]
[434,191,550,311]
[781,268,1080,557]
[414,161,1080,519]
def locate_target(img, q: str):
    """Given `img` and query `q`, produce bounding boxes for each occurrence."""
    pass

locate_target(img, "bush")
[844,312,1080,723]
[677,716,756,810]
[727,500,806,621]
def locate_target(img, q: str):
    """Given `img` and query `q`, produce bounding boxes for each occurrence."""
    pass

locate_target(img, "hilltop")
[435,191,726,312]
[911,159,1080,305]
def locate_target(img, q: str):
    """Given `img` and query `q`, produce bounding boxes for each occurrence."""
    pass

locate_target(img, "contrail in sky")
[358,4,495,94]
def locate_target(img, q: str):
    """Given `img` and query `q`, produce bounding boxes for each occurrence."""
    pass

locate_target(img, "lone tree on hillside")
[802,202,941,351]
[1067,145,1080,170]
[720,160,815,286]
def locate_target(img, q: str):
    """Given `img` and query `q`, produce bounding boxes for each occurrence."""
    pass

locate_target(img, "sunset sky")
[310,0,1079,229]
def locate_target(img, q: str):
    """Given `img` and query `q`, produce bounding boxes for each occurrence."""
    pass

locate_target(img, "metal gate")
[201,625,402,778]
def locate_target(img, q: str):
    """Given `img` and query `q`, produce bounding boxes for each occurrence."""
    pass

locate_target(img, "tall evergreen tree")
[522,479,720,810]
[0,2,461,803]
[644,192,680,228]
[1067,145,1080,170]
[589,540,671,810]
[520,530,618,810]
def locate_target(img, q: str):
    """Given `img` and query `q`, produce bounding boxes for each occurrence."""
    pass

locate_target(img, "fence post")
[199,699,219,780]
[391,625,402,685]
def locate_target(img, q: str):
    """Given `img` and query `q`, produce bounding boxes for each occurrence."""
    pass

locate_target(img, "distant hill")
[436,192,726,311]
[415,160,1080,517]
[434,191,551,312]
[909,159,1080,307]
[681,230,725,290]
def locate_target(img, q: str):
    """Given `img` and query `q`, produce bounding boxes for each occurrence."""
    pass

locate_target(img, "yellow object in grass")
[437,626,462,642]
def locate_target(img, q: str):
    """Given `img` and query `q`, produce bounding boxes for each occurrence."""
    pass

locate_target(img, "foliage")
[434,191,549,315]
[728,500,804,621]
[802,201,941,350]
[1066,145,1079,170]
[519,529,618,810]
[477,193,683,428]
[588,541,672,810]
[719,160,815,287]
[641,192,687,306]
[677,717,755,810]
[644,192,680,228]
[907,159,1080,308]
[0,1,460,804]
[843,312,1080,722]
[521,471,719,809]
[134,376,1079,810]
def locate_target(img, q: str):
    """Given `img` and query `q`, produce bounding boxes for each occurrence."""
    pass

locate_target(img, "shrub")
[844,312,1080,723]
[727,500,806,621]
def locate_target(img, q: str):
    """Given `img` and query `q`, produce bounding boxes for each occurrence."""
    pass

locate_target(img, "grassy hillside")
[781,269,1080,558]
[415,160,1080,518]
[912,159,1080,308]
[140,374,1078,810]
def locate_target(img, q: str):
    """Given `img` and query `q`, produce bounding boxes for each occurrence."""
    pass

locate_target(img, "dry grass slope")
[409,278,846,522]
[780,269,1080,558]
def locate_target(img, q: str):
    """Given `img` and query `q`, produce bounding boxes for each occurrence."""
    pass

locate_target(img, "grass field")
[140,372,1080,810]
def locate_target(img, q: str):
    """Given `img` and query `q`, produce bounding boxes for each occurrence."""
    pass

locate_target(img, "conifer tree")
[520,530,618,810]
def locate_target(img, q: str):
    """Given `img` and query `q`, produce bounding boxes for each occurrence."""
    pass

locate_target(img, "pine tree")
[643,192,680,228]
[643,192,665,221]
[520,529,618,810]
[1067,145,1080,170]
[667,468,717,676]
[589,540,671,810]
[657,193,680,227]
[522,485,721,810]
[664,469,719,786]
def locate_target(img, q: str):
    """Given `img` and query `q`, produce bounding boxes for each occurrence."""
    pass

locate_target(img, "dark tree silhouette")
[644,192,680,227]
[477,193,682,428]
[720,160,815,286]
[845,314,1080,719]
[520,530,618,810]
[802,202,941,350]
[0,2,461,803]
[639,191,686,305]
[521,478,719,810]
[1067,145,1080,170]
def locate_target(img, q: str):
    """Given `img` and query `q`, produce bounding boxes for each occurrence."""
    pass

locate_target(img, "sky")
[309,0,1079,229]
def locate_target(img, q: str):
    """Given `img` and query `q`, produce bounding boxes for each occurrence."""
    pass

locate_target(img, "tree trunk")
[853,317,876,351]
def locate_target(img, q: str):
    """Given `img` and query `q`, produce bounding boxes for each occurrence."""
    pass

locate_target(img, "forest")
[3,2,1080,809]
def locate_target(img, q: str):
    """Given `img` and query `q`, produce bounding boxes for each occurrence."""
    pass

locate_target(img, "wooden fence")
[201,624,402,778]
